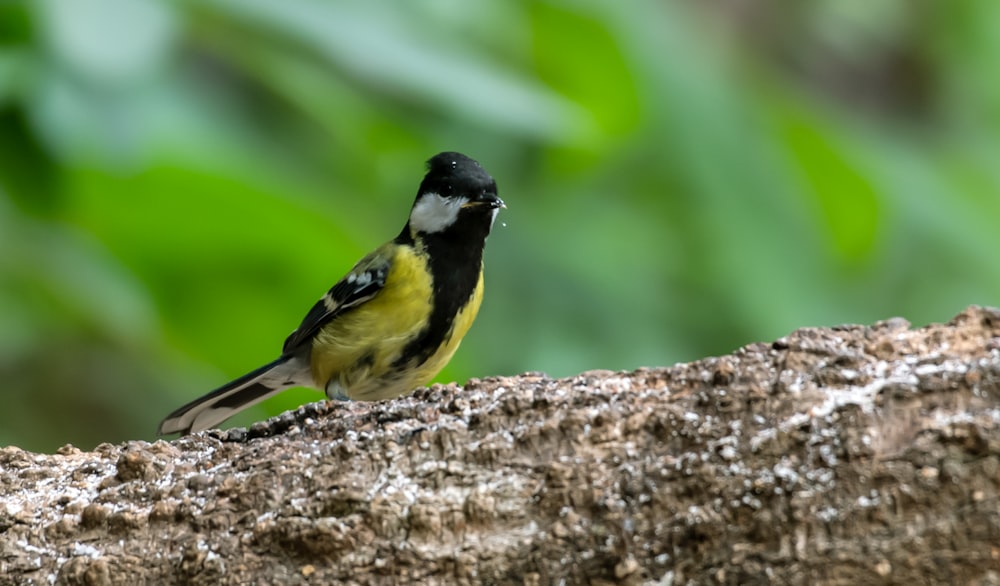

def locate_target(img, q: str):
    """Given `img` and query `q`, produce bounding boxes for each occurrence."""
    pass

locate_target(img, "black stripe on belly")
[391,229,485,369]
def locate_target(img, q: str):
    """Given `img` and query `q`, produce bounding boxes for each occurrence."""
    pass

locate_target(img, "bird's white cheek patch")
[410,192,467,233]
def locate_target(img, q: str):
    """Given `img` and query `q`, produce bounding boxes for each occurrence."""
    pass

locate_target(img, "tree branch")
[4,306,1000,585]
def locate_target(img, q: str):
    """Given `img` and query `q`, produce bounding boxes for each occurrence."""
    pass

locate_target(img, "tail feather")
[157,356,314,435]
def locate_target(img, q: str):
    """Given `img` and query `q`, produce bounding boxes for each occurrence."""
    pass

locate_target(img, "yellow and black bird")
[158,152,504,435]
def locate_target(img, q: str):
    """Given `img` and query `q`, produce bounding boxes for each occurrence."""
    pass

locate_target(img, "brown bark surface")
[3,306,1000,585]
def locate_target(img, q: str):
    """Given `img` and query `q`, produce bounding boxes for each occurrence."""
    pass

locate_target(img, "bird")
[158,152,504,435]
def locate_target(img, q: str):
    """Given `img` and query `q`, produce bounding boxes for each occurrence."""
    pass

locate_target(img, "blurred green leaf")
[774,102,880,263]
[200,0,594,142]
[35,0,177,85]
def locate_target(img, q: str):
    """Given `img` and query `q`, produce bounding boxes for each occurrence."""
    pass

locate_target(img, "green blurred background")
[2,0,999,452]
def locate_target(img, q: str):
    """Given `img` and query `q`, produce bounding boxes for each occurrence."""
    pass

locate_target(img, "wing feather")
[282,251,390,354]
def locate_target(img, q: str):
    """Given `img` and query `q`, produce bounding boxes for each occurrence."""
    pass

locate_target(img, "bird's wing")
[282,249,391,354]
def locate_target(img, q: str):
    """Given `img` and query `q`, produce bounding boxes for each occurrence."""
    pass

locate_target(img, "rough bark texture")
[4,306,1000,585]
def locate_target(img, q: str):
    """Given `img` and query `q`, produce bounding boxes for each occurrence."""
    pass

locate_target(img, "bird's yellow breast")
[309,244,484,400]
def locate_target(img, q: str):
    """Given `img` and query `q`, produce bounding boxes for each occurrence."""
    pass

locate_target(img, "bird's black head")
[405,152,504,238]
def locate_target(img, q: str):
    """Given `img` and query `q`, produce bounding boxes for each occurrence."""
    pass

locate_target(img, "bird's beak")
[463,195,506,210]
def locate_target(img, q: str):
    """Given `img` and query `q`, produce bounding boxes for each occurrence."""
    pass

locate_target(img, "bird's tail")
[157,355,313,435]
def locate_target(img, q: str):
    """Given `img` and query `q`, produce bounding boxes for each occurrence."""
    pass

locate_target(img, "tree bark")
[3,306,1000,585]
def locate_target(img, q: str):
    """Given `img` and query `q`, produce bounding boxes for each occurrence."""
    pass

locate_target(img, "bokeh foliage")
[1,0,998,452]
